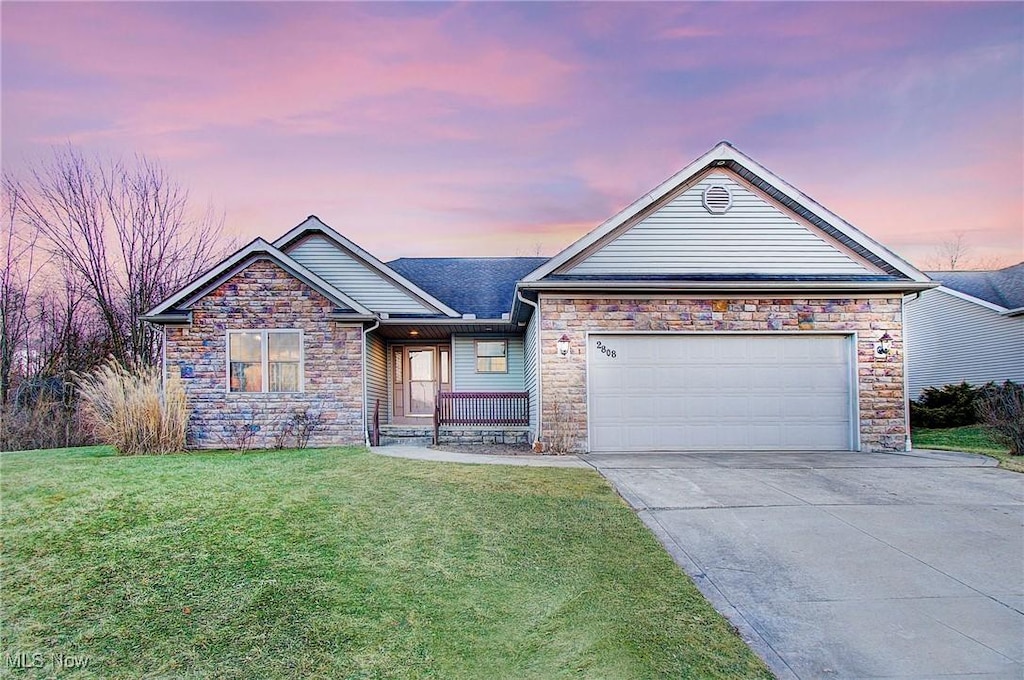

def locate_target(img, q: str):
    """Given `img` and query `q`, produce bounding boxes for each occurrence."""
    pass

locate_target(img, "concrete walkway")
[372,445,588,467]
[586,449,1024,680]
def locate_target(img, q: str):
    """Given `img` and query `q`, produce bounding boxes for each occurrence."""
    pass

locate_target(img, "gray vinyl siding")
[523,311,539,434]
[366,333,388,426]
[452,336,526,392]
[905,288,1024,397]
[287,234,434,314]
[568,172,876,276]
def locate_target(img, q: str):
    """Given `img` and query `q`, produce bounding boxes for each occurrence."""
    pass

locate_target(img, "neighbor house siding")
[568,171,877,276]
[537,294,907,453]
[523,311,540,437]
[287,233,434,314]
[366,332,389,427]
[905,288,1024,397]
[164,259,364,449]
[452,336,526,391]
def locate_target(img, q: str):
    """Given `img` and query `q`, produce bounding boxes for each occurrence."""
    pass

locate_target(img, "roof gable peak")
[274,217,461,317]
[522,142,928,284]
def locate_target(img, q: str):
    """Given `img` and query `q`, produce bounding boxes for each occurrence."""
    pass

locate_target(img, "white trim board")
[275,216,461,318]
[146,238,372,318]
[523,142,929,284]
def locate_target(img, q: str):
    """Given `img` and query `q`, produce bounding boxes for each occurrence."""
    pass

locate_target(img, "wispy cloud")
[2,1,1020,263]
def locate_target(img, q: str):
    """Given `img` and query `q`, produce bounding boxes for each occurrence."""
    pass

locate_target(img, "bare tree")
[932,232,970,270]
[923,231,1012,271]
[0,182,45,405]
[4,146,227,366]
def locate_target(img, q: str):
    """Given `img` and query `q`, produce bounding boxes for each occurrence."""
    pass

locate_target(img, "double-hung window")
[475,340,507,373]
[228,330,303,393]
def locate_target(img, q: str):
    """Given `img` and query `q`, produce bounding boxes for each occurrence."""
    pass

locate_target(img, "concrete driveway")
[586,450,1024,680]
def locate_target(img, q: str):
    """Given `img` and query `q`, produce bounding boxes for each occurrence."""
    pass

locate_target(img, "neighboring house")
[144,142,933,453]
[904,263,1024,398]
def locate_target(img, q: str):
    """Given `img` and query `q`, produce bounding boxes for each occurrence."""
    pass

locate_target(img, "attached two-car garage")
[588,334,856,452]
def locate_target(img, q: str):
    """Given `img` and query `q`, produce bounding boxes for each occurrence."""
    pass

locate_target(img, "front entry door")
[407,347,437,416]
[392,344,450,423]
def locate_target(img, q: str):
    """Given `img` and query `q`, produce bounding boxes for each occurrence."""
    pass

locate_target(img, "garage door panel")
[588,334,853,452]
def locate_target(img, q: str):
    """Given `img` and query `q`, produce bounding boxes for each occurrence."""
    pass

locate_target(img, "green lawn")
[912,426,1023,473]
[1,446,770,679]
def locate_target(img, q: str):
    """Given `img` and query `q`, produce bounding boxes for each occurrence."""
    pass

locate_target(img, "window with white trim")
[228,330,303,393]
[475,340,507,373]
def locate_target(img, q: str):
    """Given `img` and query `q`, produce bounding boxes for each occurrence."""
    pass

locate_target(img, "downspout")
[901,293,919,451]
[516,290,542,446]
[161,326,167,387]
[362,318,380,446]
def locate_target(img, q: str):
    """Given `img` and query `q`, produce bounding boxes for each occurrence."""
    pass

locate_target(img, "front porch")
[365,324,533,447]
[375,424,533,448]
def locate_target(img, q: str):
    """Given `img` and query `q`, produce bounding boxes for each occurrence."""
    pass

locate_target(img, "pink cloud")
[3,2,1020,268]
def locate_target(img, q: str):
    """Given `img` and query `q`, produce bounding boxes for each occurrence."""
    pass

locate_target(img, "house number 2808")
[595,341,617,358]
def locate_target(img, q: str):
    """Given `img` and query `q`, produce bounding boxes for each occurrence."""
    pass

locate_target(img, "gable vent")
[702,185,733,214]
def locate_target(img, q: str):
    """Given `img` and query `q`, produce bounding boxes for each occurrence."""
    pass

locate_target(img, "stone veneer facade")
[164,259,364,449]
[537,295,907,453]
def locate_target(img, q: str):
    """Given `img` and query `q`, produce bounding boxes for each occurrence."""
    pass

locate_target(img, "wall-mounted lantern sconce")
[557,334,571,358]
[874,331,892,359]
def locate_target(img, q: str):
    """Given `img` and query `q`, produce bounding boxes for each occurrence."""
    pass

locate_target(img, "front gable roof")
[143,238,373,321]
[275,217,460,317]
[522,142,930,287]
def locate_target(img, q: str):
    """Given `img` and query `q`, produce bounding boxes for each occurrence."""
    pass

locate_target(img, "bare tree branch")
[5,145,228,367]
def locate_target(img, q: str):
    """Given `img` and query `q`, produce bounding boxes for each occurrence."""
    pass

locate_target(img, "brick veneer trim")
[537,295,906,453]
[164,259,365,449]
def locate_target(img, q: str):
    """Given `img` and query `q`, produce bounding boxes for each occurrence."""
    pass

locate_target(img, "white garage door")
[588,334,854,452]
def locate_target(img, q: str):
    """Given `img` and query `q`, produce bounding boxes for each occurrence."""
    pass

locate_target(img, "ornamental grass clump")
[78,360,189,455]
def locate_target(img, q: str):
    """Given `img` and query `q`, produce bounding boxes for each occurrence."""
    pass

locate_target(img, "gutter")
[516,290,542,447]
[139,313,192,324]
[361,318,380,447]
[377,317,513,327]
[329,313,378,322]
[519,280,939,293]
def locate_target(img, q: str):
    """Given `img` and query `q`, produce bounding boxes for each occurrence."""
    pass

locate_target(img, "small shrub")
[77,360,189,455]
[0,398,93,452]
[977,381,1024,455]
[546,402,583,454]
[910,382,982,429]
[273,406,327,449]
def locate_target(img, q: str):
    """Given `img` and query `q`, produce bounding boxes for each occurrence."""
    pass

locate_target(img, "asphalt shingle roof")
[388,257,549,319]
[926,262,1024,310]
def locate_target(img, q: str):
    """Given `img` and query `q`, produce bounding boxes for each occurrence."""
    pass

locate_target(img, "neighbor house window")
[228,330,303,393]
[475,340,507,373]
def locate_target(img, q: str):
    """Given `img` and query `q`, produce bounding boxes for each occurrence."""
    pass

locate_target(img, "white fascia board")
[521,142,734,282]
[519,279,938,293]
[274,216,461,318]
[934,285,1011,314]
[146,238,372,317]
[378,317,511,326]
[719,148,931,282]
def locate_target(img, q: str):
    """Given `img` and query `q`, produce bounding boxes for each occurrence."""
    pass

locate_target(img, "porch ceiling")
[375,320,523,340]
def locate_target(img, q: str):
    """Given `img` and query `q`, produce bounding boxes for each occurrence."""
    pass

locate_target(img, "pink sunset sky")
[2,1,1022,267]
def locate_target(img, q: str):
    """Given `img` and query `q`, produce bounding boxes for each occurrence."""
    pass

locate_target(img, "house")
[904,263,1024,398]
[143,142,934,453]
